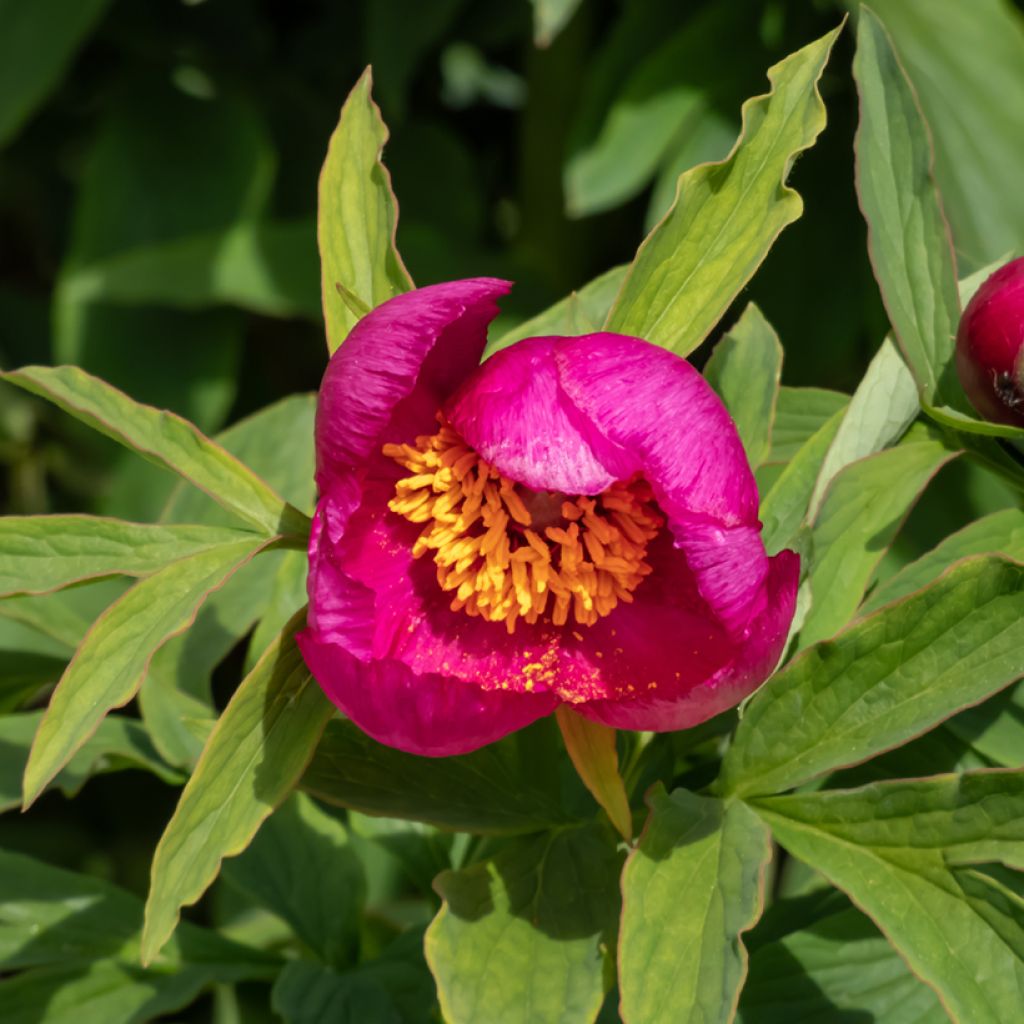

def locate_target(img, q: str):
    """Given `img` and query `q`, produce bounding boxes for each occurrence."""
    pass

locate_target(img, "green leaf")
[704,302,782,468]
[140,395,317,767]
[806,338,919,520]
[486,265,627,357]
[865,507,1024,613]
[0,516,255,597]
[605,25,841,355]
[59,219,320,320]
[302,717,590,835]
[319,68,413,354]
[618,787,771,1024]
[924,401,1024,440]
[719,556,1024,798]
[54,83,275,432]
[0,846,273,972]
[0,711,180,814]
[555,706,631,841]
[767,387,849,465]
[860,0,1024,271]
[161,393,318,526]
[142,611,333,964]
[759,406,845,555]
[563,3,753,218]
[22,537,268,807]
[0,579,126,650]
[757,771,1024,868]
[0,847,276,1024]
[738,903,946,1023]
[223,793,364,968]
[272,951,435,1024]
[799,425,958,647]
[1,365,306,537]
[853,8,962,407]
[532,0,582,48]
[0,0,112,146]
[425,824,622,1024]
[752,774,1024,1024]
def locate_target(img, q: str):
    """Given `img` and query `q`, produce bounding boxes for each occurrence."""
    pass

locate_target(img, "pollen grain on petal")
[385,418,662,633]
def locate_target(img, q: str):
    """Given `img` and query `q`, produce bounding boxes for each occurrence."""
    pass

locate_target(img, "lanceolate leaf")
[703,302,782,469]
[806,337,919,520]
[619,787,771,1024]
[142,611,334,964]
[738,902,947,1023]
[425,824,621,1024]
[865,507,1024,613]
[605,24,841,355]
[760,406,846,555]
[0,711,180,813]
[1,365,306,537]
[22,537,269,807]
[0,516,255,597]
[319,67,413,354]
[302,717,589,835]
[752,774,1024,1024]
[853,8,963,407]
[719,556,1024,799]
[799,425,959,647]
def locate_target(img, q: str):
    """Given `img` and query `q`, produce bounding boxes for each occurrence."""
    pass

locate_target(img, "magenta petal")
[296,630,559,757]
[315,278,510,498]
[575,549,800,731]
[447,337,632,493]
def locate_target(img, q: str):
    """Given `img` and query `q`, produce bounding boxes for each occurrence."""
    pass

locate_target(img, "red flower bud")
[955,256,1024,426]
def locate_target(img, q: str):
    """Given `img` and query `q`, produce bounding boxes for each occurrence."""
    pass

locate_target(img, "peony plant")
[2,8,1024,1024]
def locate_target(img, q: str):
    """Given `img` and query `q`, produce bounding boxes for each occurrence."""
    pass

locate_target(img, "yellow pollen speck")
[384,416,662,633]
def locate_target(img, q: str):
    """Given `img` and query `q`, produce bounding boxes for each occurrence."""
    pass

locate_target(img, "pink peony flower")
[297,279,799,756]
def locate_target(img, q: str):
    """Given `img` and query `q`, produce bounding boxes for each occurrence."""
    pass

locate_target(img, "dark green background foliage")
[3,2,1024,1022]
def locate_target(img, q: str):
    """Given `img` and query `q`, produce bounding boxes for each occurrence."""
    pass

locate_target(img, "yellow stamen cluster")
[383,420,662,634]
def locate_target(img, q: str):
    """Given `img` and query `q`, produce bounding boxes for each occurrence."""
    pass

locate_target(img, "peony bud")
[955,256,1024,426]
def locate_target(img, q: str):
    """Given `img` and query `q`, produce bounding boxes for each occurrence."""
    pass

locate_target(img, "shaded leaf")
[224,792,364,968]
[0,0,112,146]
[303,717,590,835]
[0,711,180,814]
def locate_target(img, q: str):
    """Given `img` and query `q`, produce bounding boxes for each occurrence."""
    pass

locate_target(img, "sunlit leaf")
[719,556,1024,798]
[142,611,333,964]
[605,25,841,355]
[619,787,771,1024]
[319,68,413,354]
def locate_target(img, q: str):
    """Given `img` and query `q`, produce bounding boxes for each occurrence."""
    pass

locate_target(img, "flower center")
[383,418,662,634]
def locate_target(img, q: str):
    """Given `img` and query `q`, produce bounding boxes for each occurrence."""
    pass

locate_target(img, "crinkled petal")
[574,549,799,730]
[446,337,632,493]
[315,278,510,500]
[296,630,558,757]
[449,331,768,635]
